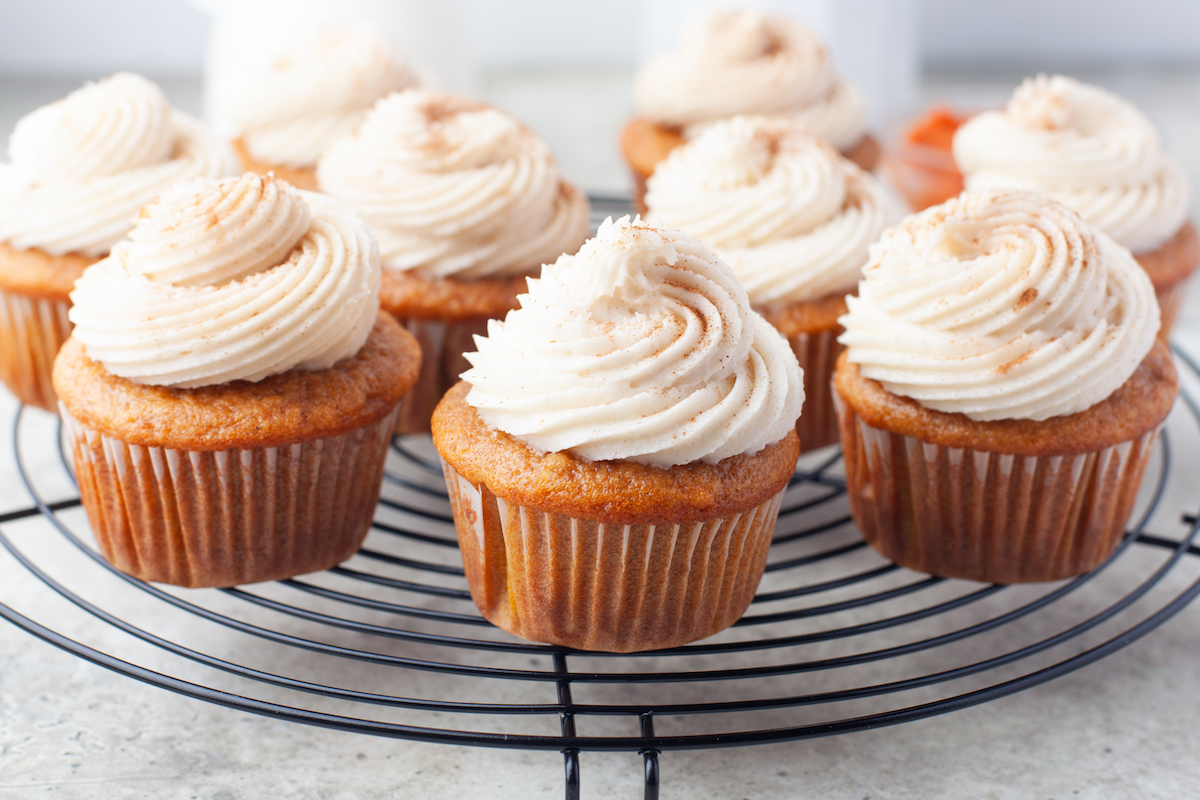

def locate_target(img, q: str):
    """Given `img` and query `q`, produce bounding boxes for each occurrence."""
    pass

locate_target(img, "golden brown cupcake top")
[1137,221,1200,291]
[839,189,1160,421]
[55,312,419,451]
[230,138,317,191]
[758,291,848,339]
[0,241,95,300]
[378,269,527,322]
[434,381,799,524]
[835,340,1176,457]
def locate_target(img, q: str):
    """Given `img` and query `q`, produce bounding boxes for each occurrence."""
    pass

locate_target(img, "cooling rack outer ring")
[2,577,1199,754]
[2,201,1200,771]
[4,514,1200,753]
[4,371,1200,753]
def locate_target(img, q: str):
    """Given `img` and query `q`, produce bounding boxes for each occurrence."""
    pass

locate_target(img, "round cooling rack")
[3,202,1200,800]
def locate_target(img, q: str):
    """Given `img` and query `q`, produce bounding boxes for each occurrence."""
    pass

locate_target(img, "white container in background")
[190,0,480,136]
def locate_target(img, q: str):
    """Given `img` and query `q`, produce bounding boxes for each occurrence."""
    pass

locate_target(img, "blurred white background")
[3,0,1200,74]
[4,0,1199,75]
[1,0,1199,193]
[4,4,1200,798]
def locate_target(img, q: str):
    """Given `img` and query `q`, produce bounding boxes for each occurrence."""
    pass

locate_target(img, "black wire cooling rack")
[3,199,1200,800]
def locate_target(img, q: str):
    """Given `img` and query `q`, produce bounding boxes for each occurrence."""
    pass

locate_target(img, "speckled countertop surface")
[2,67,1200,800]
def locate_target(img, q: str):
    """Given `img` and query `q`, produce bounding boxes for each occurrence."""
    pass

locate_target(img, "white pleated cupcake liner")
[63,405,399,588]
[783,325,844,452]
[834,390,1160,583]
[0,288,72,411]
[391,316,489,435]
[442,459,784,652]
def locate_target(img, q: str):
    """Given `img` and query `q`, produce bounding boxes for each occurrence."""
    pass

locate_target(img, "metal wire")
[3,244,1200,799]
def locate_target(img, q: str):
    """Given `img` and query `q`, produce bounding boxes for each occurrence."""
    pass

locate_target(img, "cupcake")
[0,73,236,411]
[645,115,891,450]
[621,8,879,211]
[433,217,804,652]
[53,173,421,588]
[834,188,1176,584]
[953,75,1198,334]
[226,27,420,191]
[318,88,589,434]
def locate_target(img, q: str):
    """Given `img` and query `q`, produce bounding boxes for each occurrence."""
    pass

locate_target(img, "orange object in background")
[884,106,969,212]
[907,107,964,150]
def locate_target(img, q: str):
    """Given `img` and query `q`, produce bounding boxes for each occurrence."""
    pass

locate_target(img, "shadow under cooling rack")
[4,318,1200,800]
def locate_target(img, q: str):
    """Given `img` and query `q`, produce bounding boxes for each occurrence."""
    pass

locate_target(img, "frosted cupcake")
[227,27,420,190]
[318,88,589,433]
[0,73,235,411]
[645,115,891,449]
[433,217,804,652]
[54,173,421,588]
[835,189,1176,583]
[622,8,878,211]
[953,75,1197,334]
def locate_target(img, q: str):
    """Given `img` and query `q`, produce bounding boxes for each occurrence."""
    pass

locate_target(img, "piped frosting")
[462,216,804,467]
[645,115,890,307]
[68,173,380,387]
[317,88,588,280]
[227,28,420,169]
[0,73,236,257]
[839,188,1160,421]
[953,75,1189,253]
[635,9,866,150]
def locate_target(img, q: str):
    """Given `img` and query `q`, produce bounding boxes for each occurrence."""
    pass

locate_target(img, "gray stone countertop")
[3,67,1200,800]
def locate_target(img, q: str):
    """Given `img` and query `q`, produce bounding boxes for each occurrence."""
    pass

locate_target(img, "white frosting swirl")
[462,216,804,468]
[317,88,589,280]
[0,73,236,257]
[954,75,1190,253]
[839,189,1160,421]
[634,9,866,150]
[645,116,890,307]
[781,80,867,154]
[227,28,420,169]
[68,174,380,388]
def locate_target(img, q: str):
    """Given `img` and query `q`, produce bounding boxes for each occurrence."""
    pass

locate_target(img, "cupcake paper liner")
[784,325,843,452]
[631,169,650,215]
[63,405,399,588]
[0,288,72,412]
[391,316,488,435]
[443,460,783,652]
[834,391,1161,583]
[1155,279,1186,339]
